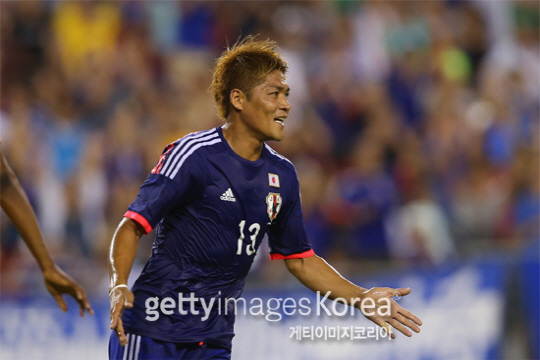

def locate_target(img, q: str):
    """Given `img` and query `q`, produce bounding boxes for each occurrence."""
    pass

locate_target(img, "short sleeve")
[267,170,314,260]
[124,141,201,234]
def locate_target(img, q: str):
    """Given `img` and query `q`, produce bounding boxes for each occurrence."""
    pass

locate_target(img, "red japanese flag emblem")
[268,173,280,188]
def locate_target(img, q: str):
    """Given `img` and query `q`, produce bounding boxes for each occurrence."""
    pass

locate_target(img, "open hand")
[43,265,94,317]
[360,287,422,339]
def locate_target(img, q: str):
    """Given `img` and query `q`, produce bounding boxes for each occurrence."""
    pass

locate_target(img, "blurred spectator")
[326,138,398,260]
[296,157,332,258]
[511,148,540,241]
[1,2,50,88]
[389,132,455,264]
[52,1,120,79]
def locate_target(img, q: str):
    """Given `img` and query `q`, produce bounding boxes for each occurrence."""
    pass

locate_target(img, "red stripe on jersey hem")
[269,249,315,260]
[124,211,152,234]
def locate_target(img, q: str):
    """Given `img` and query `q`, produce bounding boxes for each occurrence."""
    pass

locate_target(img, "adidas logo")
[220,188,236,202]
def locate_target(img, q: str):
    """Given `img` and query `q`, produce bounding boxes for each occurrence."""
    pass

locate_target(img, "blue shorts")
[108,331,231,360]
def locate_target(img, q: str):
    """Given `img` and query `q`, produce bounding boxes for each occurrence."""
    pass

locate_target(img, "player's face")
[241,70,291,142]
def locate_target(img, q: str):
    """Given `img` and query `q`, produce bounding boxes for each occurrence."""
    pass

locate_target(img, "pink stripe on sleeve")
[124,211,152,234]
[269,249,315,260]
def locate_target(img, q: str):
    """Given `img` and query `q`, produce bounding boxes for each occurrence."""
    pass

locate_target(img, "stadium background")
[0,1,538,359]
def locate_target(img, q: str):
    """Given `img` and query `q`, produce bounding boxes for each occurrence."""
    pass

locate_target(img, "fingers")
[53,292,68,312]
[110,303,123,330]
[398,307,423,327]
[374,319,395,340]
[110,293,132,330]
[75,287,94,317]
[389,287,422,335]
[392,287,411,297]
[375,315,418,339]
[45,277,68,312]
[394,312,421,333]
[113,318,129,347]
[388,319,412,337]
[44,270,94,316]
[110,292,130,346]
[365,286,421,339]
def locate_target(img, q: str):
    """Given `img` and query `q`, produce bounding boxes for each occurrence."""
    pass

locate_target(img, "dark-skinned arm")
[0,148,93,316]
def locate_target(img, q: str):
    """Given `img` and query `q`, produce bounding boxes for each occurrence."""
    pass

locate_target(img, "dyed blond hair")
[211,36,288,120]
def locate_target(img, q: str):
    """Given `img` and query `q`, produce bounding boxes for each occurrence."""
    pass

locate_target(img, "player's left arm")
[285,255,422,338]
[0,147,93,316]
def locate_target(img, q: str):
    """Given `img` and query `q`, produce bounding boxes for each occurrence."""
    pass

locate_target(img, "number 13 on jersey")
[236,220,261,256]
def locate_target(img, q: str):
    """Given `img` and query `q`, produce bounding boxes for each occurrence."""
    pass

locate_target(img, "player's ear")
[229,89,244,112]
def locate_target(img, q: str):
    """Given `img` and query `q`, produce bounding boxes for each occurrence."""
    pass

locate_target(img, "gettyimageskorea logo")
[144,291,397,322]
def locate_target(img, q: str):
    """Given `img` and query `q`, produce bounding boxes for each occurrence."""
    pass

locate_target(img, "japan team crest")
[266,193,283,222]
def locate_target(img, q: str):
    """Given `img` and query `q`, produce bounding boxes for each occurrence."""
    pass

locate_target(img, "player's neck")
[222,122,263,161]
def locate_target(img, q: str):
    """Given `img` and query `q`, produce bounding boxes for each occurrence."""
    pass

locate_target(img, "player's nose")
[280,97,291,112]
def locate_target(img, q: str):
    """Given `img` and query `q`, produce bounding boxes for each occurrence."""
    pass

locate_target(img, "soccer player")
[109,37,422,360]
[0,144,93,316]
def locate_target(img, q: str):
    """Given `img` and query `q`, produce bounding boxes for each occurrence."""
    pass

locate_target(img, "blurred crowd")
[1,1,538,295]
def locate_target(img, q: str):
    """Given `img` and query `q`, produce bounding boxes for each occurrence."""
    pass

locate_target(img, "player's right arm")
[108,217,144,347]
[108,136,204,346]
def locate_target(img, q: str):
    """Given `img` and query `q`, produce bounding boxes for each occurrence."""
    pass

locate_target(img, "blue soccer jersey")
[121,127,314,349]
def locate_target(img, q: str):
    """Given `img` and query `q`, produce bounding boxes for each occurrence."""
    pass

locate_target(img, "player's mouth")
[274,117,286,126]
